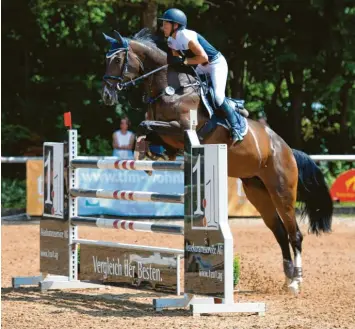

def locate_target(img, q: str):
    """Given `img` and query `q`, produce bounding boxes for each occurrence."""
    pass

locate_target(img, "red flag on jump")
[64,112,72,129]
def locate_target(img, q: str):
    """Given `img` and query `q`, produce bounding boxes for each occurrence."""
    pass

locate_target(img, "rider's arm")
[184,40,208,65]
[177,30,208,65]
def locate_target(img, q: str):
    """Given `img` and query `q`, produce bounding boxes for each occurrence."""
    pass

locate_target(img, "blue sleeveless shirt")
[167,28,220,62]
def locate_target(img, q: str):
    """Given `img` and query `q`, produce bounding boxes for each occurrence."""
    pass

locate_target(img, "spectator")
[112,117,135,159]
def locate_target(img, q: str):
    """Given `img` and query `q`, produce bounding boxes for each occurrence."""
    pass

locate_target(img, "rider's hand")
[168,56,185,67]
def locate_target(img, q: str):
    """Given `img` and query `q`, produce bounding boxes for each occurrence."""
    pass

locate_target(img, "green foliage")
[1,124,32,146]
[130,0,204,5]
[2,0,354,159]
[82,135,112,156]
[33,0,114,44]
[245,80,276,113]
[1,179,26,209]
[233,255,240,287]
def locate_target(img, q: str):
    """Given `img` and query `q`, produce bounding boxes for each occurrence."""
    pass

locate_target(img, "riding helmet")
[158,8,187,27]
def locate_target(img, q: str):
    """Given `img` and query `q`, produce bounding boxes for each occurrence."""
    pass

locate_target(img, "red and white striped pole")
[71,159,183,171]
[71,216,183,235]
[70,188,184,204]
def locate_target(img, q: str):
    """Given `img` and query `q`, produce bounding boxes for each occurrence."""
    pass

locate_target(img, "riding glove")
[168,56,186,67]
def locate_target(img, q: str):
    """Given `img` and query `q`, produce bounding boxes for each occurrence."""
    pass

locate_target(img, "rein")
[102,42,169,91]
[102,38,203,104]
[108,64,169,91]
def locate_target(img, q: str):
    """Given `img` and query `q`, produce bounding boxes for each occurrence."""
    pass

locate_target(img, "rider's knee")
[215,94,225,107]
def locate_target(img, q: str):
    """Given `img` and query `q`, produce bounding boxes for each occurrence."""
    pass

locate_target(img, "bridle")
[102,36,134,90]
[103,38,168,91]
[102,32,200,103]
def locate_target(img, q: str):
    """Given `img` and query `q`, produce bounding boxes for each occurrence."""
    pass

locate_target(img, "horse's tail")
[292,149,333,235]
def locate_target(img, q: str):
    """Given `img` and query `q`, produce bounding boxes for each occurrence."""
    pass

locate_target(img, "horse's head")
[102,31,143,106]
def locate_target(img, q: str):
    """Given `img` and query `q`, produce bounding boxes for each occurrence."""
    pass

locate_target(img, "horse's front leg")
[134,120,184,174]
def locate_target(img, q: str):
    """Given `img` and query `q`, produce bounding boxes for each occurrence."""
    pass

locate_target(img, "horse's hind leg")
[242,178,294,289]
[259,152,303,294]
[292,222,304,288]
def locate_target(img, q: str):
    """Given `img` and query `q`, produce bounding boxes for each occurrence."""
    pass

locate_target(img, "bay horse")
[102,28,333,295]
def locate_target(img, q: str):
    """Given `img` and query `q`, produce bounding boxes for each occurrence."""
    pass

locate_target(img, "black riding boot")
[219,98,244,144]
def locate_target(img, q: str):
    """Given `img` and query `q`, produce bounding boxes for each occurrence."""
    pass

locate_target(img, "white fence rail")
[310,155,355,161]
[3,155,355,164]
[1,156,42,163]
[1,156,126,163]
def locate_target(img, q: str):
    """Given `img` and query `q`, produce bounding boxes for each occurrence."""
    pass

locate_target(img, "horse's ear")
[102,32,116,44]
[114,30,129,48]
[114,30,124,42]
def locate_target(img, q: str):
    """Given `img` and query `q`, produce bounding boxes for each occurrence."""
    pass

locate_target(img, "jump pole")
[12,110,266,316]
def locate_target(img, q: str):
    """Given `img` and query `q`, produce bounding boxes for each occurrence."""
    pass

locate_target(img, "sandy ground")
[1,218,355,329]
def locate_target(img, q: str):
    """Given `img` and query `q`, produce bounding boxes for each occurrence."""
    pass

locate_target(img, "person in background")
[112,117,135,159]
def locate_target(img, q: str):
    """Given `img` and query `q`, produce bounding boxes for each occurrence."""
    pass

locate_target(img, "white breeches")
[196,54,228,106]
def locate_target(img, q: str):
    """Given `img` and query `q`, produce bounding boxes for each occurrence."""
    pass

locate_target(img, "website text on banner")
[77,167,184,217]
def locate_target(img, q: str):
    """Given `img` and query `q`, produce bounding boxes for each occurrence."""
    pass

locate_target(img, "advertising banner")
[80,245,179,292]
[76,168,184,217]
[26,160,44,216]
[26,160,261,218]
[227,177,260,217]
[330,169,355,202]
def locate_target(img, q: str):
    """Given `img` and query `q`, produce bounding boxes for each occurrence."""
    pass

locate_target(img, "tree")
[2,0,354,159]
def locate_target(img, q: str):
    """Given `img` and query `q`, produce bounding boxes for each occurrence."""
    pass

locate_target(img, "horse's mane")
[131,28,196,84]
[129,28,167,66]
[132,28,157,48]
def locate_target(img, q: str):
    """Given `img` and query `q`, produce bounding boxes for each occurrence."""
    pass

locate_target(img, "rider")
[158,8,243,144]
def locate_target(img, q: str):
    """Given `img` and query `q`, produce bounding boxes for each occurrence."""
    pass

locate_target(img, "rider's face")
[162,21,173,37]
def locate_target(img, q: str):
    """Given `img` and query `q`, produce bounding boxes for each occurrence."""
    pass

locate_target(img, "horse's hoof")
[282,277,293,292]
[284,277,292,287]
[288,280,300,295]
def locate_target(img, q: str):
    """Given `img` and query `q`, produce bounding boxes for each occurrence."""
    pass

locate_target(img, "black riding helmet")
[158,8,187,27]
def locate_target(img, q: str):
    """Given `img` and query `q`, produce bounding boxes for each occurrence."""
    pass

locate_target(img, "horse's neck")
[131,40,201,124]
[130,40,168,95]
[131,40,198,95]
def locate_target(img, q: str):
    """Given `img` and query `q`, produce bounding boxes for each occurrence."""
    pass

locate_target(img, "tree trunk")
[231,57,244,99]
[139,1,158,104]
[141,0,158,33]
[339,81,351,153]
[268,75,283,122]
